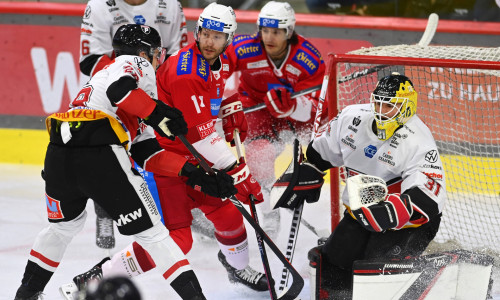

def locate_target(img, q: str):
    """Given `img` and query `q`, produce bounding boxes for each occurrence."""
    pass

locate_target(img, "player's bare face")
[198,28,226,65]
[260,27,288,60]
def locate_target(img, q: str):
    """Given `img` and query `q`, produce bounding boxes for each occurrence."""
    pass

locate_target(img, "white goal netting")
[329,45,500,253]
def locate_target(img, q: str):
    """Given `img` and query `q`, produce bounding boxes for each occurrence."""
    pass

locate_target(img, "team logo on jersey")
[364,145,378,158]
[302,41,323,60]
[197,55,209,81]
[177,49,192,75]
[106,0,116,7]
[134,15,146,25]
[425,150,438,163]
[46,194,64,220]
[292,50,319,75]
[83,6,91,19]
[236,43,262,59]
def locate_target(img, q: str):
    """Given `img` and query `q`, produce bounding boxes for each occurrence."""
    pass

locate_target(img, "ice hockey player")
[79,0,189,251]
[272,73,447,299]
[65,3,269,294]
[225,1,326,238]
[14,24,232,300]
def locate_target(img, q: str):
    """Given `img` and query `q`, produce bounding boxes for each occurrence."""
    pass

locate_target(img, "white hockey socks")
[217,239,250,270]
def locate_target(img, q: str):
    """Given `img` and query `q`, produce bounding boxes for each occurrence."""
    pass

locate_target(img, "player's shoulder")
[85,0,116,13]
[290,36,323,75]
[341,103,372,117]
[229,33,263,59]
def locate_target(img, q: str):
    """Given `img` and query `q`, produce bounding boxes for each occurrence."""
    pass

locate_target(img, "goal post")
[323,45,500,252]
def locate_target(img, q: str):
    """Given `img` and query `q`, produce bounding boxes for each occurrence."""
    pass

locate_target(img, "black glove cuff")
[180,162,198,177]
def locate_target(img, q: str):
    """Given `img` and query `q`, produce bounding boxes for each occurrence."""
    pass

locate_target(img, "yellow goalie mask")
[370,72,418,141]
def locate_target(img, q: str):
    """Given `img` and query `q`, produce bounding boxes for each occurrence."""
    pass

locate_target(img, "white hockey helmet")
[257,1,296,39]
[195,3,237,49]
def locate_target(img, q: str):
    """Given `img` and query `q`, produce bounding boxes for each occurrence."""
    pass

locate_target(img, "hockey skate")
[95,203,115,249]
[59,257,110,300]
[14,287,43,300]
[217,251,268,292]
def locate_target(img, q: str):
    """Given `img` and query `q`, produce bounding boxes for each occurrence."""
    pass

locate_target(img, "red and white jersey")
[226,33,325,120]
[80,0,188,64]
[311,103,447,224]
[71,54,157,143]
[156,43,237,170]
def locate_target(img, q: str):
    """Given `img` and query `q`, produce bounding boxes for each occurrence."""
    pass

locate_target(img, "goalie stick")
[234,130,278,300]
[178,135,304,300]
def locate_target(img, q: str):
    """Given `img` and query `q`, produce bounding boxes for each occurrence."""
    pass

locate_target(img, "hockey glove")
[144,100,187,140]
[181,162,237,198]
[219,93,248,145]
[227,162,264,205]
[351,193,413,232]
[264,87,296,118]
[271,139,325,210]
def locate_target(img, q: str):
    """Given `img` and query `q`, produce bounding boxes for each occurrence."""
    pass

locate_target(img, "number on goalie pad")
[347,175,412,232]
[271,139,326,210]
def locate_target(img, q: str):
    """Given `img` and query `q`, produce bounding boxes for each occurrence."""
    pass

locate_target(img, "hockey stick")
[234,131,278,299]
[278,203,303,294]
[177,135,304,300]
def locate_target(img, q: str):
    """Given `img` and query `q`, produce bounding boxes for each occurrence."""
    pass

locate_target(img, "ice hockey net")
[324,45,500,253]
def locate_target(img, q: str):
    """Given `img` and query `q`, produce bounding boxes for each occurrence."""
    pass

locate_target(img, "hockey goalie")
[271,73,494,299]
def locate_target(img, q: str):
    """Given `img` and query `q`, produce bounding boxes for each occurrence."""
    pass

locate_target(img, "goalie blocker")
[270,138,326,210]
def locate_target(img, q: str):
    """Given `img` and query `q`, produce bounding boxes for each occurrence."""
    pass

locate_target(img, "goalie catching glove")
[227,162,263,205]
[144,99,188,140]
[347,175,413,232]
[181,162,237,198]
[271,139,326,210]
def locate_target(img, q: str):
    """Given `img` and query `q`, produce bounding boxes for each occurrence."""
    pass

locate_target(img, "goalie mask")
[112,24,162,63]
[257,1,296,39]
[370,72,418,141]
[195,3,237,50]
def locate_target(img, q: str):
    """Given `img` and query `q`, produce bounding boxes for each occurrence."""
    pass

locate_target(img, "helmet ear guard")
[370,72,418,140]
[257,1,296,39]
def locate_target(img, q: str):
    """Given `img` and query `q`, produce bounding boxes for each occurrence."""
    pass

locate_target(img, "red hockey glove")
[264,87,296,118]
[219,93,248,145]
[227,162,263,205]
[352,193,413,232]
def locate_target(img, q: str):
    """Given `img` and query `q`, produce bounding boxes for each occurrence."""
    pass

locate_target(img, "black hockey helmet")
[372,73,415,98]
[85,276,142,300]
[112,24,162,61]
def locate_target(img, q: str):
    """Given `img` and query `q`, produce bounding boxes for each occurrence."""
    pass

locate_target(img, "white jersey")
[80,0,188,63]
[312,103,447,221]
[71,54,158,143]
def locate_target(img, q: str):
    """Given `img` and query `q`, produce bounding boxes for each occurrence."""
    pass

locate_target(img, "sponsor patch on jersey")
[46,194,64,220]
[247,60,269,69]
[236,43,262,59]
[177,49,192,75]
[81,28,92,35]
[341,135,356,150]
[292,50,319,75]
[197,120,216,139]
[202,18,225,32]
[259,17,279,28]
[364,145,377,158]
[286,64,301,76]
[302,41,323,59]
[423,172,443,180]
[425,150,439,163]
[378,152,395,166]
[83,6,91,19]
[232,34,254,46]
[223,64,230,71]
[134,15,146,25]
[196,54,209,81]
[210,97,222,116]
